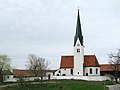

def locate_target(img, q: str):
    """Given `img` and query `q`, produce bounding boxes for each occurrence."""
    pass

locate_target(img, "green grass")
[1,80,113,90]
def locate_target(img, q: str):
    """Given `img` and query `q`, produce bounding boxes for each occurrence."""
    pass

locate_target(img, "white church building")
[4,9,115,82]
[54,9,100,76]
[4,10,119,82]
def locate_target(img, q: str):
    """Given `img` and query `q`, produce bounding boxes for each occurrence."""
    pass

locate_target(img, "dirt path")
[106,84,120,90]
[0,84,18,89]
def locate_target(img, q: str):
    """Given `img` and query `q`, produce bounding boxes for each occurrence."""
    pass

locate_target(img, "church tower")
[73,9,84,76]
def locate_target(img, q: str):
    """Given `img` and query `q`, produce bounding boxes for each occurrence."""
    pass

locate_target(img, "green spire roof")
[74,9,83,46]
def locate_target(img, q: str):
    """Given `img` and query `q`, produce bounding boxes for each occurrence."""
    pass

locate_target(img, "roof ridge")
[61,55,74,57]
[84,55,96,56]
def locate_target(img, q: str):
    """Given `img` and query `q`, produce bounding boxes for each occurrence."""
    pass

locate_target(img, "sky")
[0,0,120,69]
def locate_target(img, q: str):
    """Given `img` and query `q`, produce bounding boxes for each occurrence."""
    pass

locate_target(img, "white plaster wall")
[54,69,60,76]
[14,76,48,82]
[84,67,100,76]
[74,38,84,75]
[4,75,17,82]
[4,72,54,82]
[46,72,53,77]
[13,76,110,82]
[60,68,73,76]
[54,68,73,76]
[51,76,110,81]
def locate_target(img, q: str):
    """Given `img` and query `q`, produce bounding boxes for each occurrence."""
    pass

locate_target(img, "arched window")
[62,74,66,76]
[90,68,92,74]
[77,49,80,53]
[59,70,61,73]
[96,69,98,74]
[71,69,73,75]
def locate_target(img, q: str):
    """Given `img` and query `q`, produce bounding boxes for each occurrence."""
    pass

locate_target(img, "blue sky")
[0,0,120,69]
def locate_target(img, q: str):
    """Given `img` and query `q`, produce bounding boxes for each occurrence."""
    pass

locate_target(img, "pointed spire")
[74,9,83,46]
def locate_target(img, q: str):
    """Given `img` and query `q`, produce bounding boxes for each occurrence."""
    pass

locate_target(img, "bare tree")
[27,54,39,77]
[0,55,11,84]
[108,49,120,83]
[26,54,49,85]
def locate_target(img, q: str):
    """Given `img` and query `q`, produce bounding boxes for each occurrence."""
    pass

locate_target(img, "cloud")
[0,0,120,69]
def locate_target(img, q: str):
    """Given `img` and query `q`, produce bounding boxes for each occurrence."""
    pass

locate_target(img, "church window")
[59,70,61,73]
[96,69,98,74]
[77,49,80,53]
[62,74,66,76]
[86,73,88,76]
[78,72,79,74]
[71,69,73,75]
[90,68,92,74]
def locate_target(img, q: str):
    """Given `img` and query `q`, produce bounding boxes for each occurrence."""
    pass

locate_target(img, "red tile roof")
[13,69,34,77]
[60,55,100,68]
[60,56,74,68]
[84,55,100,67]
[100,64,120,71]
[13,69,56,77]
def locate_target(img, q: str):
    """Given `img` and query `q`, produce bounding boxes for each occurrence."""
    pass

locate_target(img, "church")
[4,9,120,82]
[54,9,100,76]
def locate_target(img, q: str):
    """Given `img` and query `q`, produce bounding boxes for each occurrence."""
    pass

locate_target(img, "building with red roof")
[4,9,120,82]
[54,10,120,77]
[11,10,120,78]
[100,64,120,76]
[54,10,101,76]
[2,9,119,82]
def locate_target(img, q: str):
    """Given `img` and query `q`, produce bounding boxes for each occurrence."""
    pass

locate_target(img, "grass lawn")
[1,80,113,90]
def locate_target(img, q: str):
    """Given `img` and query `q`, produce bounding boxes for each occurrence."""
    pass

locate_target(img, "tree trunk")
[115,77,118,83]
[41,76,43,85]
[0,72,3,84]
